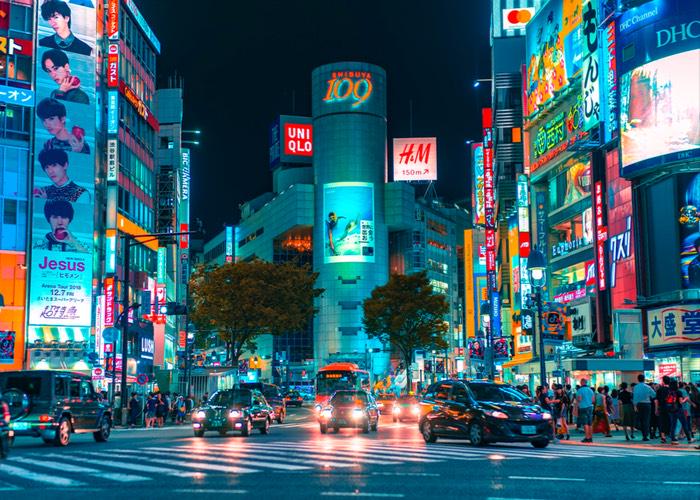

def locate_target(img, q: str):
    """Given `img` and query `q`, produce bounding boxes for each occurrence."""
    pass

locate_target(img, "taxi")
[390,395,421,422]
[374,392,396,417]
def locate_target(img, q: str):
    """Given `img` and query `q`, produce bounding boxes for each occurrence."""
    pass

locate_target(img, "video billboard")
[392,137,437,182]
[28,0,96,327]
[525,0,583,117]
[472,143,484,226]
[678,172,700,289]
[322,182,374,263]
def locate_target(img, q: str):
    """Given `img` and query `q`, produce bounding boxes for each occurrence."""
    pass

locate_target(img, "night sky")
[135,0,492,236]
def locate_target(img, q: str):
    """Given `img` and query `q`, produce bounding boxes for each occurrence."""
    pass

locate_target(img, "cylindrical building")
[311,62,389,375]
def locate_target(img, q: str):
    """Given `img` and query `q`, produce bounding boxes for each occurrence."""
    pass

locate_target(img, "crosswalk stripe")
[91,450,257,474]
[132,447,311,471]
[256,443,437,463]
[186,443,396,466]
[0,463,86,487]
[8,456,151,482]
[45,452,204,477]
[168,448,355,469]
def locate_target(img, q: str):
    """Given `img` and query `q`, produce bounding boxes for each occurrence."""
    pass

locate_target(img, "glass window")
[80,380,94,399]
[435,383,451,400]
[3,198,17,224]
[54,377,67,398]
[451,384,469,402]
[70,379,81,398]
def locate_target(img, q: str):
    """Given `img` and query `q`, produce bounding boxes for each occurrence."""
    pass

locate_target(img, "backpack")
[665,390,679,412]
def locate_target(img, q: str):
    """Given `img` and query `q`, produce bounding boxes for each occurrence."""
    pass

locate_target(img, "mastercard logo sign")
[502,8,535,30]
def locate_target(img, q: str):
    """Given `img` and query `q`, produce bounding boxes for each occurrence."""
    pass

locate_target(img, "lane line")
[0,463,86,487]
[173,489,248,494]
[213,443,405,465]
[508,476,586,482]
[663,481,700,485]
[252,443,438,463]
[321,493,405,498]
[8,457,150,482]
[372,472,440,477]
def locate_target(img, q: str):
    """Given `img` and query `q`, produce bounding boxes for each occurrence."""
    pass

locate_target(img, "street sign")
[104,343,113,353]
[102,327,119,343]
[92,367,105,380]
[136,373,149,386]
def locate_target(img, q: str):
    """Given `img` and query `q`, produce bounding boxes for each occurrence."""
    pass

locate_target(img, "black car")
[284,390,304,407]
[240,383,286,423]
[192,388,274,437]
[319,390,379,434]
[419,380,552,448]
[0,370,112,447]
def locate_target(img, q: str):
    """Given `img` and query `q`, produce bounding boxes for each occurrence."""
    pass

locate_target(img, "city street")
[2,407,697,500]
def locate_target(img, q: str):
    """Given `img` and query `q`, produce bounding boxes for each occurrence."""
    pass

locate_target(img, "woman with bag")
[592,386,611,436]
[554,384,570,440]
[668,380,694,445]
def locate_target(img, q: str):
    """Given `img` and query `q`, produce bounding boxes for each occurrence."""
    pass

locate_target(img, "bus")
[314,362,370,408]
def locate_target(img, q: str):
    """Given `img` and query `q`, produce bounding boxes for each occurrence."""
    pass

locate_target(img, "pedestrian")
[200,392,209,406]
[619,382,635,440]
[565,384,574,425]
[633,374,655,441]
[156,393,167,427]
[145,393,157,428]
[688,383,700,433]
[554,384,570,440]
[677,382,693,440]
[668,380,694,445]
[593,386,612,437]
[655,376,673,444]
[127,392,140,428]
[577,378,595,443]
[609,387,620,431]
[176,396,187,424]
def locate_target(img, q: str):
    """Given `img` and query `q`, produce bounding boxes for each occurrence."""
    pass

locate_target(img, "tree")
[362,271,449,395]
[189,260,323,375]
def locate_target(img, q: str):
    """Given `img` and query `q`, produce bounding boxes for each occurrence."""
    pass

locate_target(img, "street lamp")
[527,246,547,387]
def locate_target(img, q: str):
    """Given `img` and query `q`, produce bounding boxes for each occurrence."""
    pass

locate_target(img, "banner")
[28,0,95,327]
[323,182,375,263]
[647,304,700,348]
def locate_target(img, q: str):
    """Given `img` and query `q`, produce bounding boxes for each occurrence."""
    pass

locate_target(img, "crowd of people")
[125,392,205,428]
[517,375,700,446]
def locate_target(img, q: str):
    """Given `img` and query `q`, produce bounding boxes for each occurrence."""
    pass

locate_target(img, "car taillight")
[39,415,53,422]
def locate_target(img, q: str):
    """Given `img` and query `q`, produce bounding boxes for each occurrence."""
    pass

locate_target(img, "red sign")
[0,2,10,31]
[179,330,186,349]
[0,35,32,56]
[118,80,159,131]
[107,43,119,87]
[104,343,113,354]
[180,223,189,249]
[585,260,596,287]
[485,228,496,272]
[594,182,607,290]
[554,288,587,304]
[107,0,119,39]
[519,232,530,258]
[104,277,115,326]
[284,123,312,157]
[657,363,679,379]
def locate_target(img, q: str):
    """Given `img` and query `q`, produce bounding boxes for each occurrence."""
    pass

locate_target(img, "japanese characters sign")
[0,35,32,56]
[581,0,600,132]
[0,84,34,107]
[647,305,700,348]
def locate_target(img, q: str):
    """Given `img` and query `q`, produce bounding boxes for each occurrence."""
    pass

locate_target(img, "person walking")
[536,386,558,442]
[127,393,141,428]
[593,386,612,437]
[688,383,700,434]
[577,379,595,443]
[554,384,570,440]
[156,393,167,427]
[619,382,635,440]
[668,380,694,445]
[610,388,620,431]
[655,376,673,444]
[633,374,655,441]
[144,394,157,428]
[677,382,693,440]
[176,396,187,425]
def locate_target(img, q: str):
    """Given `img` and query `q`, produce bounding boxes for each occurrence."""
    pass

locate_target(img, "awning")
[502,354,534,369]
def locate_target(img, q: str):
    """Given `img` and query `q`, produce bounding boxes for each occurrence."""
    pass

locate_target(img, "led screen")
[620,50,700,174]
[472,144,484,226]
[678,173,700,289]
[323,182,375,263]
[28,1,96,327]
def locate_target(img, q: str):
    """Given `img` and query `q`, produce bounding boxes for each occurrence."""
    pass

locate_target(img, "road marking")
[174,445,358,468]
[46,452,204,477]
[138,447,310,471]
[173,489,248,494]
[508,476,586,482]
[321,493,405,498]
[372,472,440,477]
[663,481,700,485]
[91,450,257,474]
[8,457,150,482]
[242,443,405,465]
[0,463,85,487]
[260,443,437,463]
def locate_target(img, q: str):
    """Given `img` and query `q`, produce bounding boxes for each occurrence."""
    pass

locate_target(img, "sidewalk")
[556,428,698,452]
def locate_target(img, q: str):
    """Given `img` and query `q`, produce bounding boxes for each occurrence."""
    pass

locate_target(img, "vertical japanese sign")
[107,43,119,88]
[29,1,96,326]
[472,143,484,226]
[225,226,234,262]
[602,21,617,142]
[581,0,600,132]
[517,175,531,309]
[594,181,607,290]
[104,277,114,327]
[107,0,119,40]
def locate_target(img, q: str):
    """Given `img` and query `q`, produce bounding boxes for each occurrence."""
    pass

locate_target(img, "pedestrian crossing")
[0,437,694,491]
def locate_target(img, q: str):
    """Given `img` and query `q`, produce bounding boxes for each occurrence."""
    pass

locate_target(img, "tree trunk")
[404,353,413,396]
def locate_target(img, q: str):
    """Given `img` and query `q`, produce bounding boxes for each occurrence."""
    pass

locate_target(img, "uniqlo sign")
[104,277,115,326]
[107,43,119,88]
[284,123,313,157]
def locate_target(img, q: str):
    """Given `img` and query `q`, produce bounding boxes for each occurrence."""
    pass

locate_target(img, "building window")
[3,199,17,224]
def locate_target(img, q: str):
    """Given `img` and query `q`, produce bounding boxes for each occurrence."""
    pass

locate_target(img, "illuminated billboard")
[472,143,484,226]
[322,182,374,263]
[28,0,96,327]
[620,50,700,175]
[678,172,700,289]
[269,115,313,168]
[524,0,583,117]
[312,63,386,119]
[393,137,437,182]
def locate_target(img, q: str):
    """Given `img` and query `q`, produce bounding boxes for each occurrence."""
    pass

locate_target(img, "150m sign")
[323,71,373,108]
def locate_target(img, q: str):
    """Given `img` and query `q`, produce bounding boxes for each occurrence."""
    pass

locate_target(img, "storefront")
[645,305,700,382]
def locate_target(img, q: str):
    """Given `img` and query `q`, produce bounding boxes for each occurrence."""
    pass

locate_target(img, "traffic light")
[159,302,188,315]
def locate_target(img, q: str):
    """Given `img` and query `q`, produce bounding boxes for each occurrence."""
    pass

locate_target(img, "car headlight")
[315,404,322,412]
[393,406,401,414]
[229,410,241,418]
[484,410,508,419]
[542,412,552,420]
[411,405,420,415]
[352,408,364,420]
[321,409,333,419]
[195,410,206,419]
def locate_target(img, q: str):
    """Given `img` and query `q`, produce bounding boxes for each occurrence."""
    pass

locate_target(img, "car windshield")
[468,384,530,403]
[208,390,251,406]
[287,391,300,397]
[0,375,45,397]
[263,388,280,399]
[397,396,417,404]
[331,391,368,405]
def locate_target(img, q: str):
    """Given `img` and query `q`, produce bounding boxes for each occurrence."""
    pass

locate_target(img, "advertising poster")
[563,157,591,206]
[524,0,583,117]
[28,1,95,327]
[0,330,15,364]
[392,137,437,182]
[647,304,700,348]
[468,339,485,360]
[472,143,484,226]
[323,182,374,263]
[620,50,700,173]
[678,173,700,289]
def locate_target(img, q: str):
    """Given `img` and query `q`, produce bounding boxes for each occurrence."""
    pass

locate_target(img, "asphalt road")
[1,407,698,500]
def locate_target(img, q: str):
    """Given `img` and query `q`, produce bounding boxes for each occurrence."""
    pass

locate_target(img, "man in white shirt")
[632,373,656,441]
[577,378,595,443]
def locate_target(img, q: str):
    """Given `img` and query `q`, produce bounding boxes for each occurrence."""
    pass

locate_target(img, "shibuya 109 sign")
[323,70,373,108]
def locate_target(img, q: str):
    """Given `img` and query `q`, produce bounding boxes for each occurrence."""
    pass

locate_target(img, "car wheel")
[241,419,252,437]
[371,419,378,432]
[421,420,437,443]
[277,412,285,424]
[531,439,549,448]
[194,429,205,437]
[93,416,111,442]
[260,418,271,435]
[469,423,486,447]
[361,421,370,434]
[54,417,71,447]
[320,423,328,434]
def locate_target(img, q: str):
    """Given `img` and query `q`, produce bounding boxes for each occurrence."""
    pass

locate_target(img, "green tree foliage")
[189,260,323,369]
[362,272,449,394]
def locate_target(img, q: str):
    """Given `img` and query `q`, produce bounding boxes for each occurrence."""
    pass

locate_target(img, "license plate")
[521,425,537,435]
[12,422,30,430]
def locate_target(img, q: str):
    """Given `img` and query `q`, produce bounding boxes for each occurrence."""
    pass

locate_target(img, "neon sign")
[323,71,373,108]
